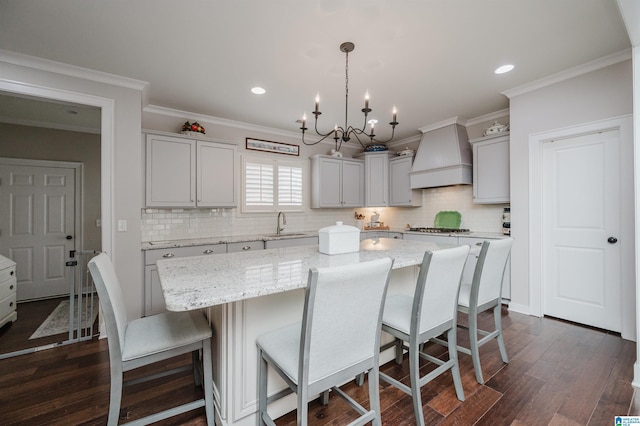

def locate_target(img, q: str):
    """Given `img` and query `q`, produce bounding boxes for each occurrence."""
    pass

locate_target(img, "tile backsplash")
[141,186,508,242]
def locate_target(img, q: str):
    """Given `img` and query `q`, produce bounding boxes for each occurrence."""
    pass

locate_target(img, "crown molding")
[144,104,333,144]
[465,109,510,126]
[502,49,632,99]
[418,116,468,134]
[0,49,148,91]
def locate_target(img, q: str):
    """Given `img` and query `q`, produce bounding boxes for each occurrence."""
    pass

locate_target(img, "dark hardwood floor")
[0,307,636,425]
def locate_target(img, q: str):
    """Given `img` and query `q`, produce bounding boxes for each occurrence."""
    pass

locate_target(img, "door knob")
[66,235,73,240]
[607,237,618,244]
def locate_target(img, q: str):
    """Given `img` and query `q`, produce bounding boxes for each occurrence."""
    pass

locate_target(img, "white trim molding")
[528,115,634,340]
[503,49,631,99]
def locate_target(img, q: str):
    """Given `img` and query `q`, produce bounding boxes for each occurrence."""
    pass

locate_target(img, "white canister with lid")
[319,221,360,255]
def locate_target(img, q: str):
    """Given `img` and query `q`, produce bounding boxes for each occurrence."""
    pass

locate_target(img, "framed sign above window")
[246,138,299,156]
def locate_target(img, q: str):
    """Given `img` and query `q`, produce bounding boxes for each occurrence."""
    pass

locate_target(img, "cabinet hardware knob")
[10,285,14,290]
[203,249,214,254]
[10,270,14,276]
[9,302,13,307]
[607,237,618,244]
[66,235,73,240]
[162,253,175,258]
[242,246,251,250]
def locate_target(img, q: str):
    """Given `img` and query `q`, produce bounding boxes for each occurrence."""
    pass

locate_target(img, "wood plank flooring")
[0,307,636,425]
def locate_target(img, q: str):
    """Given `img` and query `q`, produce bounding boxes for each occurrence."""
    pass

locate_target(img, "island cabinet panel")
[145,132,238,208]
[469,133,510,203]
[310,155,364,208]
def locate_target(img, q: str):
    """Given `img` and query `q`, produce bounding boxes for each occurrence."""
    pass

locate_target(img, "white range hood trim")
[409,164,472,189]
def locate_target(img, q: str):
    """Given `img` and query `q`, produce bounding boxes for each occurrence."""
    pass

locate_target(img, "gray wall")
[508,59,633,318]
[0,123,102,251]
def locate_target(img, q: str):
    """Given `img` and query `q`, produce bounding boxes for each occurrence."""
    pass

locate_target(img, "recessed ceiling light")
[251,87,266,95]
[494,64,514,74]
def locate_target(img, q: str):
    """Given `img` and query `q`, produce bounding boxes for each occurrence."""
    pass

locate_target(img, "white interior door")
[541,130,621,332]
[0,163,76,301]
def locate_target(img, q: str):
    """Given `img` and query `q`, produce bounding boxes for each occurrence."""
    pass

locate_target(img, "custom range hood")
[409,119,472,188]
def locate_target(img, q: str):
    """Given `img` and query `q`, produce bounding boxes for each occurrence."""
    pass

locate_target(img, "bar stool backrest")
[301,257,393,387]
[474,238,513,307]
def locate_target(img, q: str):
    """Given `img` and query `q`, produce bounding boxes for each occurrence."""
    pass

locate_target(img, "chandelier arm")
[348,128,369,149]
[302,130,335,146]
[370,125,397,144]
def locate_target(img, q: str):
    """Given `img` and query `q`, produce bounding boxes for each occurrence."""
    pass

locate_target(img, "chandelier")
[300,42,398,150]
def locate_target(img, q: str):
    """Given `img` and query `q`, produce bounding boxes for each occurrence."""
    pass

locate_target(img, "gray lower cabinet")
[144,244,226,316]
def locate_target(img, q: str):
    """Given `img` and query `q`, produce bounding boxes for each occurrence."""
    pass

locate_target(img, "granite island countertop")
[156,237,460,311]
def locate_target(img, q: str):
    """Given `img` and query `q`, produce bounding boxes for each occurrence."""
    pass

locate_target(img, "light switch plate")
[117,220,127,232]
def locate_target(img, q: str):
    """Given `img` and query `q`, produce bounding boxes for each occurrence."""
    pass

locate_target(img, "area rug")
[29,297,98,340]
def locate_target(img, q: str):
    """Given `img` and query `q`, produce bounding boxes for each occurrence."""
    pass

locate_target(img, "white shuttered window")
[242,156,305,212]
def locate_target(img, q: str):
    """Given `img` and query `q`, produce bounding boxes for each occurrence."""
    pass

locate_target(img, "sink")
[264,233,309,238]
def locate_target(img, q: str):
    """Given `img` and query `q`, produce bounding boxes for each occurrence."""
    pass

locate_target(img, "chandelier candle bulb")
[392,107,397,123]
[365,91,369,109]
[315,94,319,113]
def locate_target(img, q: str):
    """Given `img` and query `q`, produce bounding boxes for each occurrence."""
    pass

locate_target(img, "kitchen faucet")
[276,211,287,236]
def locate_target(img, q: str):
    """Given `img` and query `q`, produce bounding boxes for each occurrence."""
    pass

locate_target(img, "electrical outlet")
[96,219,102,227]
[117,220,127,232]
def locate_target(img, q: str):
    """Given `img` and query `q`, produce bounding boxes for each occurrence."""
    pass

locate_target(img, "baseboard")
[507,302,531,316]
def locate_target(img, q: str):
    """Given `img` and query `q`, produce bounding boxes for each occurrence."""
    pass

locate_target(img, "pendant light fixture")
[299,42,398,150]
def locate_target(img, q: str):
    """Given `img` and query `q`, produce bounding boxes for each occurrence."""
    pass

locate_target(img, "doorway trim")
[529,114,634,339]
[0,79,114,259]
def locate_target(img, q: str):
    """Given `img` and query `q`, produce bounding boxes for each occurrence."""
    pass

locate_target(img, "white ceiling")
[0,0,632,141]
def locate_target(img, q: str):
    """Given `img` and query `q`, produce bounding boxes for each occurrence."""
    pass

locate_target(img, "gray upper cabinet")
[356,152,392,207]
[469,133,510,204]
[310,155,364,208]
[389,155,422,207]
[145,132,237,208]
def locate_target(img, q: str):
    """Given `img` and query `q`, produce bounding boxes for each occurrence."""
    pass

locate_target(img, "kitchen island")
[156,238,460,426]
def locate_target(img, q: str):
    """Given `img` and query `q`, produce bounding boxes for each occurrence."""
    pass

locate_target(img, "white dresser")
[0,255,17,328]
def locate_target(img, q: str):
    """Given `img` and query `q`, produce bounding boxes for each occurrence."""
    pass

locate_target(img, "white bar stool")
[88,253,214,426]
[379,245,470,426]
[256,257,394,426]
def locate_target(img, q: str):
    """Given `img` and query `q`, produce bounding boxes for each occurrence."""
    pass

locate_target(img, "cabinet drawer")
[227,241,264,253]
[145,244,226,265]
[0,277,16,300]
[0,292,16,316]
[0,265,16,283]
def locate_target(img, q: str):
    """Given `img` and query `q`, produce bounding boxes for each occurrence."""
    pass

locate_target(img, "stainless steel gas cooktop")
[407,227,470,233]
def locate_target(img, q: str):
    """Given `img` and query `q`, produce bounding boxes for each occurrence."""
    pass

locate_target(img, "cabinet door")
[472,136,510,203]
[197,141,237,207]
[341,160,364,207]
[364,154,389,206]
[146,135,196,207]
[144,265,166,316]
[314,157,343,208]
[389,156,422,206]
